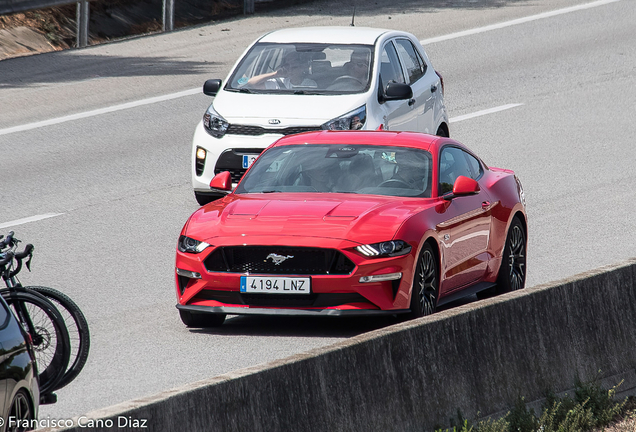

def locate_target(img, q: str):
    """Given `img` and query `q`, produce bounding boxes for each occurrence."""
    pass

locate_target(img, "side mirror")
[444,176,480,200]
[384,82,413,101]
[203,79,222,97]
[210,171,232,191]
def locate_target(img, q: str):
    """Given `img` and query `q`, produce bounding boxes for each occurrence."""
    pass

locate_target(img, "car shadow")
[188,294,480,337]
[189,314,402,338]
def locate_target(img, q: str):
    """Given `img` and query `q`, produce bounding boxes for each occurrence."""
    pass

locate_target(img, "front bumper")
[177,304,410,317]
[175,239,416,315]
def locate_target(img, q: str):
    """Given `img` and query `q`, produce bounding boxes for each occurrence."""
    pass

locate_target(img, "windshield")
[235,144,433,197]
[226,43,373,94]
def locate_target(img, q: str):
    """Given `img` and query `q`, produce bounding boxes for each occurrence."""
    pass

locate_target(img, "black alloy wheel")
[497,217,527,293]
[8,390,33,432]
[410,243,439,318]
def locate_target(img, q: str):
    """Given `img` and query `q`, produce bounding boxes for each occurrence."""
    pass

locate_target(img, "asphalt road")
[1,0,635,421]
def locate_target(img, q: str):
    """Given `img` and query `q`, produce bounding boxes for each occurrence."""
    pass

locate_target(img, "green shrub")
[435,378,628,432]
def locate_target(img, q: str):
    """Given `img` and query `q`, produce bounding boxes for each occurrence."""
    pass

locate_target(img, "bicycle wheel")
[26,286,90,390]
[3,290,71,395]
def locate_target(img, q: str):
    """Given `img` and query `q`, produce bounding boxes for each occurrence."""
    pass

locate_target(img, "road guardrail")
[0,0,256,47]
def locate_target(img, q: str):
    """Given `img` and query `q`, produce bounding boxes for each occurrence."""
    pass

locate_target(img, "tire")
[496,217,527,293]
[8,389,34,432]
[179,310,226,328]
[3,290,71,395]
[195,192,225,206]
[26,286,90,390]
[409,243,439,318]
[436,125,449,138]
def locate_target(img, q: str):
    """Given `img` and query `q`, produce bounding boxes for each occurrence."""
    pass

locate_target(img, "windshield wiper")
[261,190,281,193]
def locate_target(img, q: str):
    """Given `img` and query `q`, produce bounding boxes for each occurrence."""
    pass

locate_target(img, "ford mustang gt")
[175,131,527,327]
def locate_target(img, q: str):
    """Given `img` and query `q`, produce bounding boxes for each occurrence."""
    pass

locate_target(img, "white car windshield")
[236,144,433,197]
[226,43,374,94]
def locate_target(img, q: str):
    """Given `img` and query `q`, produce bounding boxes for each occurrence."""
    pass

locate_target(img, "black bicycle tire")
[2,290,71,395]
[26,285,90,390]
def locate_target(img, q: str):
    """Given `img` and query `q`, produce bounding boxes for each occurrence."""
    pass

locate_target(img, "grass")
[436,378,636,432]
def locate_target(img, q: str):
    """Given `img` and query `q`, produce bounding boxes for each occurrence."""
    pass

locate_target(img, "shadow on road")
[188,294,480,338]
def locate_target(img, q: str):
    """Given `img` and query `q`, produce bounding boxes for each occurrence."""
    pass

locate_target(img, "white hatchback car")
[192,26,449,205]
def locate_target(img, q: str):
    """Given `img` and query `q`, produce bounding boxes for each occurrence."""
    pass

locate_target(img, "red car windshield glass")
[235,144,433,197]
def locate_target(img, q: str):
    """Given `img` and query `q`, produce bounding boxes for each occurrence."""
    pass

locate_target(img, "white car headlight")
[178,236,211,254]
[322,105,366,130]
[203,104,229,138]
[356,240,411,258]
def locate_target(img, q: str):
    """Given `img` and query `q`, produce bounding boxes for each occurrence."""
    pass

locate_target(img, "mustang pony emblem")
[266,253,294,265]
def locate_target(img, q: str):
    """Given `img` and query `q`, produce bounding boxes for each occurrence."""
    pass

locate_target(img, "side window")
[379,42,406,90]
[394,39,426,83]
[465,152,483,180]
[438,147,474,195]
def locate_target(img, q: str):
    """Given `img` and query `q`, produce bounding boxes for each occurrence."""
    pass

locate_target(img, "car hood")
[185,194,432,245]
[212,91,368,126]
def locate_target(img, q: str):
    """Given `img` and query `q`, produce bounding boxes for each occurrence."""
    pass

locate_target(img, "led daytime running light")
[356,240,411,258]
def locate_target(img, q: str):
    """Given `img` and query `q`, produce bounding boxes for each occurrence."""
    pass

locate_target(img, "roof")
[271,130,445,151]
[258,26,397,45]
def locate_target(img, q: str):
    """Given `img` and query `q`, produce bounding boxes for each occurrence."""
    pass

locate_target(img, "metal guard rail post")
[0,0,257,48]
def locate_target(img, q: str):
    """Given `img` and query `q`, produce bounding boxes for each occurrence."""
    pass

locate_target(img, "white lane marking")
[420,0,620,45]
[0,213,64,229]
[0,0,618,137]
[0,88,201,137]
[450,103,524,123]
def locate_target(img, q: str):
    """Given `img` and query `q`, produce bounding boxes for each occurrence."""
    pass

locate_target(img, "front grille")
[226,125,321,136]
[204,246,355,275]
[214,168,244,184]
[193,290,368,307]
[214,148,264,184]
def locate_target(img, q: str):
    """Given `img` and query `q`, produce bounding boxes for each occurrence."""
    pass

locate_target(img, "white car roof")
[258,26,400,45]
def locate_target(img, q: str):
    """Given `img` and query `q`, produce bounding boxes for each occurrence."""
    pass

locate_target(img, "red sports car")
[175,131,527,327]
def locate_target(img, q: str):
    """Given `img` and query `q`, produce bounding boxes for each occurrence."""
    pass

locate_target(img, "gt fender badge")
[268,119,281,125]
[266,253,294,265]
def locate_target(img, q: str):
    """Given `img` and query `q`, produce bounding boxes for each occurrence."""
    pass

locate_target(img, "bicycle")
[0,249,70,396]
[0,231,91,392]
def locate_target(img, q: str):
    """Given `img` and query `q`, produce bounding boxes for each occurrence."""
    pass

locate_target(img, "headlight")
[321,105,366,130]
[356,240,411,258]
[203,104,229,138]
[178,236,211,254]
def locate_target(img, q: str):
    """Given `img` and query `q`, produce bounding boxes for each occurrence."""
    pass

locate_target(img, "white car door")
[377,40,417,132]
[394,38,437,134]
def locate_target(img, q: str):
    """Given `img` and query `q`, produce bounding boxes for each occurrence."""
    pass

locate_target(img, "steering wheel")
[327,76,364,90]
[333,75,363,85]
[378,179,412,188]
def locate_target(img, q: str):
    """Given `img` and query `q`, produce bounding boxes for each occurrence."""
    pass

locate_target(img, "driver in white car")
[342,49,371,84]
[247,52,317,89]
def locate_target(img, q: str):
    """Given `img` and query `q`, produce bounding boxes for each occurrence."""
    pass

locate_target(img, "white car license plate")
[242,154,259,169]
[240,276,311,295]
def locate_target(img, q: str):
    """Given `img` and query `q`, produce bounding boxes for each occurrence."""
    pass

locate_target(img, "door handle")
[431,84,438,93]
[408,98,416,106]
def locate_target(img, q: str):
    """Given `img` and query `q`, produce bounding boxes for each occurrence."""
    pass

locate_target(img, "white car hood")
[212,91,368,127]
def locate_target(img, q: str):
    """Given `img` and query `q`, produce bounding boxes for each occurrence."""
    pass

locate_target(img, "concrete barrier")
[37,258,636,432]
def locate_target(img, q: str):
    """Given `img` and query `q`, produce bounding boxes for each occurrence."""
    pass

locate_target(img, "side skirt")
[436,282,497,308]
